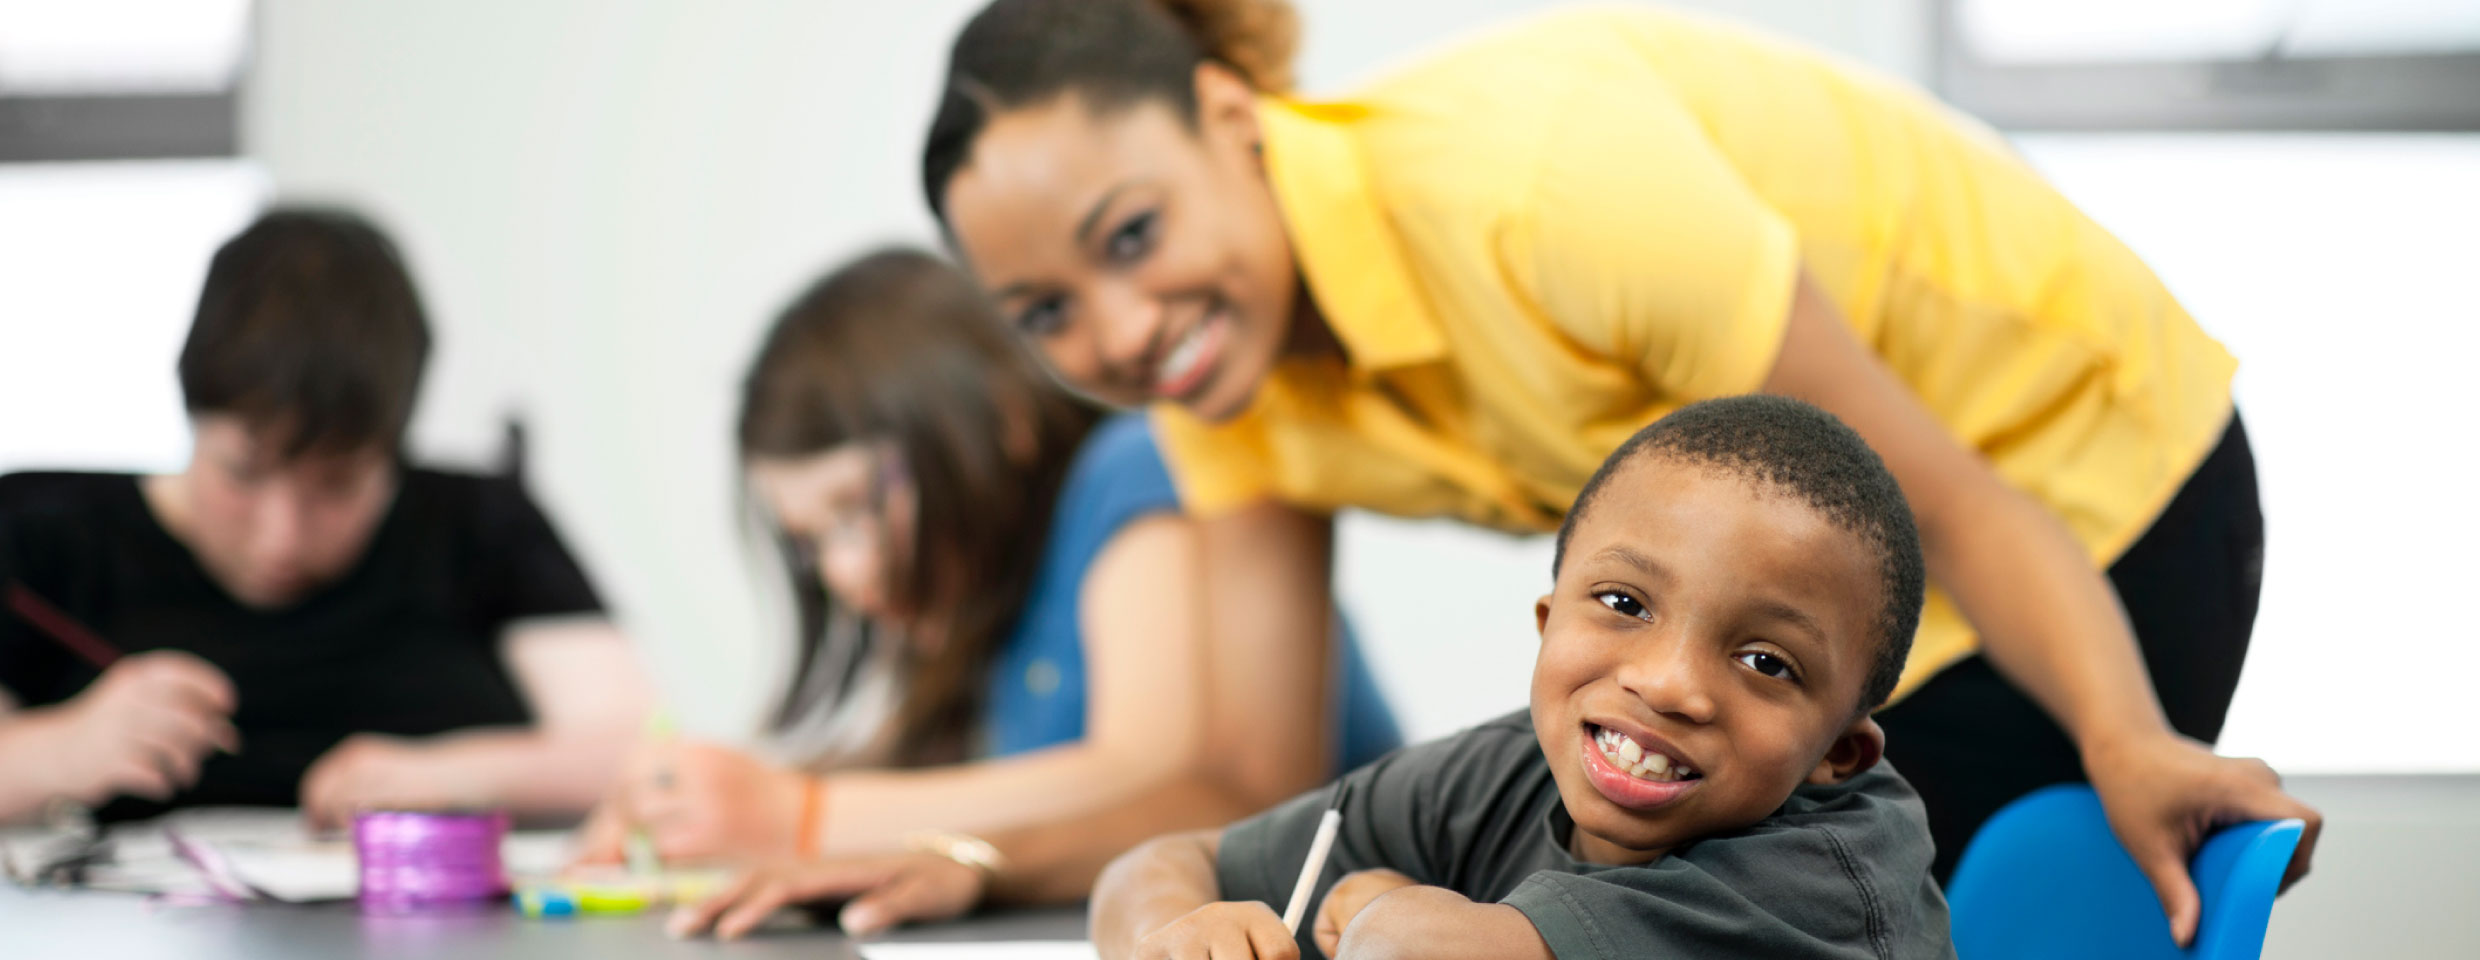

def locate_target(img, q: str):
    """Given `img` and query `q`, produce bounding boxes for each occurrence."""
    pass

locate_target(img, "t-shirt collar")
[1257,97,1447,374]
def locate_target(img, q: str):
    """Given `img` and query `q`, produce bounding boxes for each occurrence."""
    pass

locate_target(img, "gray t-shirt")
[1215,710,1954,960]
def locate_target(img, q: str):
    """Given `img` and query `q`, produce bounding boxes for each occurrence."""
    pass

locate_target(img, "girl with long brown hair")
[575,248,1397,886]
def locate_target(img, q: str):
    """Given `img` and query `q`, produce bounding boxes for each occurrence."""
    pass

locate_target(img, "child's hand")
[300,734,466,831]
[1311,869,1419,958]
[665,851,987,940]
[1132,901,1300,960]
[570,740,809,865]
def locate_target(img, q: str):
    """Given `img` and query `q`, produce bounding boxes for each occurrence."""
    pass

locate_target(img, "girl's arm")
[1761,268,2319,945]
[811,512,1209,849]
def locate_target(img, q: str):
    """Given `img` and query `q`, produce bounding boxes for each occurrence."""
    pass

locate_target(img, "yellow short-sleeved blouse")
[1152,6,2237,702]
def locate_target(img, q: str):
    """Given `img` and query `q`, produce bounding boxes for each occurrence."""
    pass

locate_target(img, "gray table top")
[0,886,1088,960]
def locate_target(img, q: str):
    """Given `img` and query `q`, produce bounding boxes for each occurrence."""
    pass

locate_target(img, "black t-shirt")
[0,468,604,821]
[1216,711,1955,960]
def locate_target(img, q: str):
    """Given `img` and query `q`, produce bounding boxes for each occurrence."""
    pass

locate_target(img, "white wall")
[0,160,266,475]
[239,0,1933,740]
[234,1,2477,775]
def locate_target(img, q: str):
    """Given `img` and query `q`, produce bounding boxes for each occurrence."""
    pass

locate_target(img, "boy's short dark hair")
[180,207,431,460]
[1553,396,1926,711]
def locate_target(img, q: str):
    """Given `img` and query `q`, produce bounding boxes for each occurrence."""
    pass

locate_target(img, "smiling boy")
[1091,395,1953,959]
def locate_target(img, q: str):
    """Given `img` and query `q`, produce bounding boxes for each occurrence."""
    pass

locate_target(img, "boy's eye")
[1016,296,1067,337]
[1105,211,1156,263]
[1735,650,1798,681]
[1595,591,1651,621]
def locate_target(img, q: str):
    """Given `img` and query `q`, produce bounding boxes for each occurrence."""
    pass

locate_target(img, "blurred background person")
[0,208,651,829]
[573,249,1396,866]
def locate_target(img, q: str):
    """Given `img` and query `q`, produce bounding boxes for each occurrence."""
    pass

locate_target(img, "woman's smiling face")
[939,66,1300,424]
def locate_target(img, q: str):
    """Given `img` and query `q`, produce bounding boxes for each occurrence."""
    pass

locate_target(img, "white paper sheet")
[70,807,575,902]
[859,943,1100,960]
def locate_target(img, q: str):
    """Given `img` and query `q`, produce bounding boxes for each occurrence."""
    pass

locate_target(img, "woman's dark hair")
[739,248,1100,766]
[921,0,1298,223]
[181,206,431,459]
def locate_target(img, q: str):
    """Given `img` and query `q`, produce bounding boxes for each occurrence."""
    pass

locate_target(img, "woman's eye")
[1105,211,1155,263]
[1735,650,1797,681]
[1595,591,1650,621]
[1017,296,1066,337]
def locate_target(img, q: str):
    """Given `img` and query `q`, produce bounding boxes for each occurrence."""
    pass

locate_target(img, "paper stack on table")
[62,807,574,902]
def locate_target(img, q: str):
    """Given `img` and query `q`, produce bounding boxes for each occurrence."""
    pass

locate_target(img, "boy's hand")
[665,851,987,941]
[300,734,465,831]
[43,650,237,804]
[1312,869,1419,958]
[1132,901,1299,960]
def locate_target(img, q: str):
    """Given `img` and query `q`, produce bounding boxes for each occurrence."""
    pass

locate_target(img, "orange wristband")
[796,776,825,860]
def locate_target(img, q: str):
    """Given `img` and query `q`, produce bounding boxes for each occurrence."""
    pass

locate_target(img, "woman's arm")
[300,617,651,828]
[811,513,1208,851]
[1195,501,1339,806]
[1761,268,2319,944]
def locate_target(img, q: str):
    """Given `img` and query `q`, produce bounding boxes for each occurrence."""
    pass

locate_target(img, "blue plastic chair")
[1947,784,2304,960]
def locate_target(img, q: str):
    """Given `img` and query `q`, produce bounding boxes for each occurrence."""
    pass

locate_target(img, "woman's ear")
[1807,714,1886,786]
[1192,61,1263,152]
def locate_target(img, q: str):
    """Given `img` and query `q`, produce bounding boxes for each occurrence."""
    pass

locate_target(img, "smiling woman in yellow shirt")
[899,0,2316,945]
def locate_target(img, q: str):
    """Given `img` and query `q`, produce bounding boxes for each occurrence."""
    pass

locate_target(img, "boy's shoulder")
[1509,761,1955,960]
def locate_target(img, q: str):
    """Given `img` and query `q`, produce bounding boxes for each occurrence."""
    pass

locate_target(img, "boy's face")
[1532,457,1887,865]
[181,415,396,610]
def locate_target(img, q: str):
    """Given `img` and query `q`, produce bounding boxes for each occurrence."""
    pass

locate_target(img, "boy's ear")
[1806,714,1886,786]
[1534,594,1553,640]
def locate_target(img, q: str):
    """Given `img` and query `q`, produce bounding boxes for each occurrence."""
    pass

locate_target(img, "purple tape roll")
[353,810,510,910]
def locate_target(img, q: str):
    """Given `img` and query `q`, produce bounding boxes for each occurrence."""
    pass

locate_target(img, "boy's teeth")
[1593,726,1698,783]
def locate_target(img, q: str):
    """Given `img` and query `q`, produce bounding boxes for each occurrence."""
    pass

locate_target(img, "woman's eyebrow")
[1074,182,1134,246]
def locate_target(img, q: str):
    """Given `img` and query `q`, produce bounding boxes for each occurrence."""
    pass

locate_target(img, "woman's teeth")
[1595,726,1699,783]
[1157,319,1211,389]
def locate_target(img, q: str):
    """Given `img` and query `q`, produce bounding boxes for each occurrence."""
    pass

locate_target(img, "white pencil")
[1280,784,1351,934]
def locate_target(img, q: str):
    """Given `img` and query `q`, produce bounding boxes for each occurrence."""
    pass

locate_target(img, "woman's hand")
[570,740,809,865]
[1312,869,1418,958]
[665,851,987,941]
[2083,731,2322,946]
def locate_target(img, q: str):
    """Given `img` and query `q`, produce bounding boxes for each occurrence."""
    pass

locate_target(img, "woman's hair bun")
[1153,0,1299,93]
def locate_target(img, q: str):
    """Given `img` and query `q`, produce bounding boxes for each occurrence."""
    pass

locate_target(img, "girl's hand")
[573,740,810,865]
[665,851,987,941]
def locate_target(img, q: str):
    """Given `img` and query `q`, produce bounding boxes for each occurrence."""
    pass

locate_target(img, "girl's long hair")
[738,248,1099,766]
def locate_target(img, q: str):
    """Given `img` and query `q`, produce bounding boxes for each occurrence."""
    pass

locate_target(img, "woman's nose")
[1087,283,1163,384]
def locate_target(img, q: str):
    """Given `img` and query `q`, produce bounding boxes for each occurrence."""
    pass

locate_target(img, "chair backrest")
[1947,784,2304,960]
